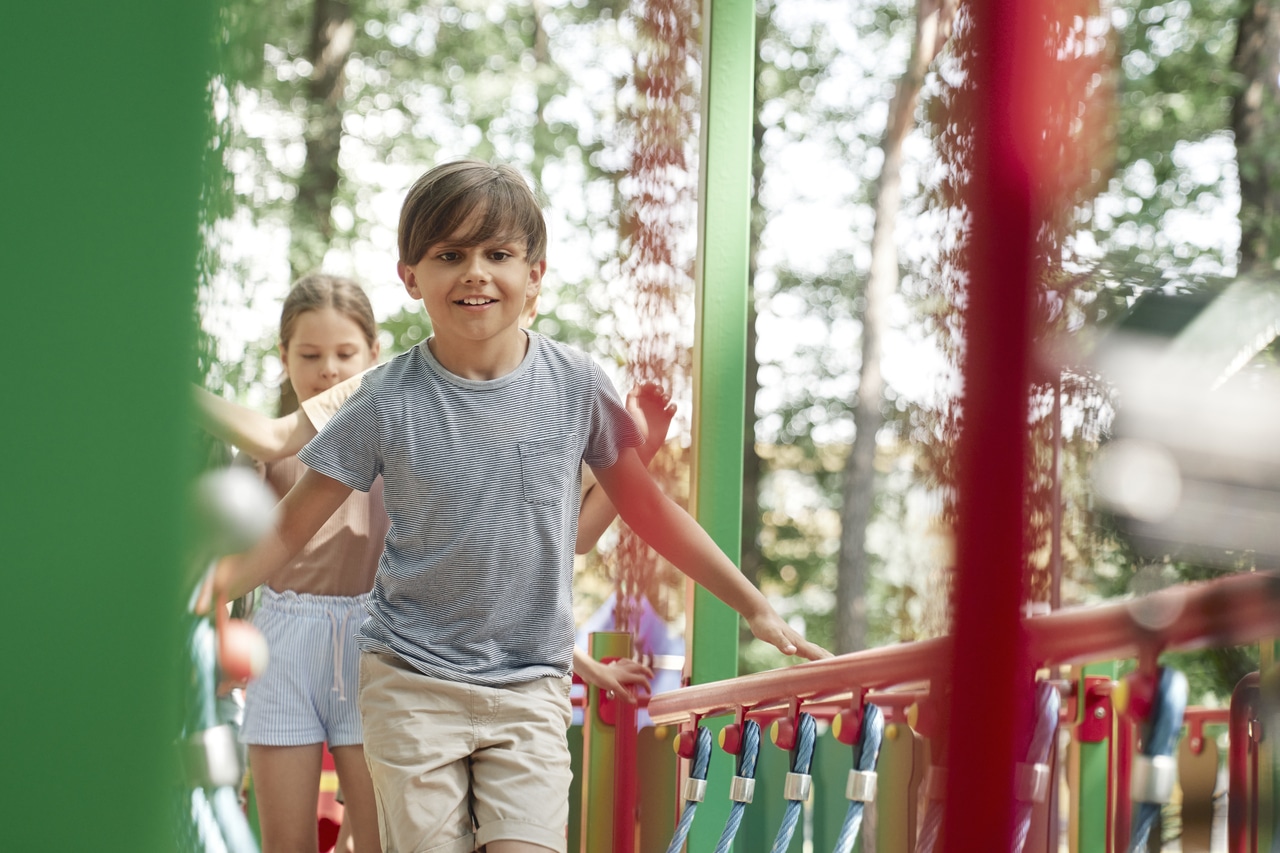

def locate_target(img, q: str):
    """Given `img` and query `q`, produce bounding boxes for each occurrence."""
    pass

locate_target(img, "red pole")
[1112,717,1133,853]
[612,696,638,853]
[941,0,1050,845]
[1228,672,1260,853]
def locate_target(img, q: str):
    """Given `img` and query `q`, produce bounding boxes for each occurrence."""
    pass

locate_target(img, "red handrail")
[649,571,1280,725]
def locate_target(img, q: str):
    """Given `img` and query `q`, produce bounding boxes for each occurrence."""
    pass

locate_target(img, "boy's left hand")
[746,610,832,661]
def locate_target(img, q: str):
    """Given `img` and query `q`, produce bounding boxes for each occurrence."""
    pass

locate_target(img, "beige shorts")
[358,652,574,853]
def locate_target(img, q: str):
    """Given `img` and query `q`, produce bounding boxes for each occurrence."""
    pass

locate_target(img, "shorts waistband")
[260,586,370,618]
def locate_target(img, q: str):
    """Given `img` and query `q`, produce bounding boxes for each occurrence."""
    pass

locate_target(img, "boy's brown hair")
[398,160,547,267]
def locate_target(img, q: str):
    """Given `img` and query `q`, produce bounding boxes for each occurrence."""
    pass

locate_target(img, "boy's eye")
[490,251,511,261]
[438,251,459,262]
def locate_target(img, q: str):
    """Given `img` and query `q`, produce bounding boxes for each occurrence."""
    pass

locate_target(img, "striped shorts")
[240,586,370,747]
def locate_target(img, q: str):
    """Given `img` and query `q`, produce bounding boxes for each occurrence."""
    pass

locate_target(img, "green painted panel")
[2,1,209,850]
[637,726,679,853]
[812,729,855,853]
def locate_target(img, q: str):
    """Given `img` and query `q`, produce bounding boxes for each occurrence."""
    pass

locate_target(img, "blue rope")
[771,712,817,853]
[666,726,713,853]
[831,704,885,853]
[1012,681,1061,853]
[713,719,762,853]
[1128,667,1187,853]
[915,784,944,853]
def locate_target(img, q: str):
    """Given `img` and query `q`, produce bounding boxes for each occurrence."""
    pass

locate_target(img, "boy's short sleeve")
[582,364,644,469]
[299,368,371,433]
[296,375,382,493]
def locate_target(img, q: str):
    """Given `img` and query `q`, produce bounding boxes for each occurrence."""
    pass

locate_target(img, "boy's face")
[398,226,544,349]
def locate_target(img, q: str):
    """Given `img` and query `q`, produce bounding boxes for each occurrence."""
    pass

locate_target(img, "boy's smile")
[398,234,544,380]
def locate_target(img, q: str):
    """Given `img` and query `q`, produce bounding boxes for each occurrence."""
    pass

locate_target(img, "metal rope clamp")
[845,769,877,803]
[729,775,756,803]
[1130,754,1177,803]
[180,724,242,789]
[783,772,812,802]
[1013,761,1049,803]
[683,777,708,803]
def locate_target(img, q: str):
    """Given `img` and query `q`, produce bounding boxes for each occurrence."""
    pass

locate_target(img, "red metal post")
[612,695,638,853]
[1229,672,1261,853]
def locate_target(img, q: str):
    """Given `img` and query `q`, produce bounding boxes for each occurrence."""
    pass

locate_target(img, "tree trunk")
[835,0,954,654]
[1231,0,1280,274]
[290,0,354,279]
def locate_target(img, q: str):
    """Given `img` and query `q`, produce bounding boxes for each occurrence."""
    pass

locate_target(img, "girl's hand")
[575,653,656,703]
[627,383,676,465]
[745,608,832,661]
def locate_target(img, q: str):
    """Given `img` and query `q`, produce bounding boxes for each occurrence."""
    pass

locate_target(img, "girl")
[203,274,385,853]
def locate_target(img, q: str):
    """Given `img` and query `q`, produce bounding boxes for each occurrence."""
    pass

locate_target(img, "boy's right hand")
[745,608,832,662]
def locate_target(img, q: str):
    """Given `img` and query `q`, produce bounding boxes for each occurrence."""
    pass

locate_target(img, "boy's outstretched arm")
[591,450,831,662]
[576,383,676,554]
[207,468,353,605]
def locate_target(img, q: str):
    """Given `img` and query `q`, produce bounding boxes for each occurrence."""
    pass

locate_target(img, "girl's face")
[280,307,379,402]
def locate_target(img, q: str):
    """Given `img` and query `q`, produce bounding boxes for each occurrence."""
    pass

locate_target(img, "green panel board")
[740,738,801,853]
[1,1,209,851]
[637,726,679,853]
[812,729,855,853]
[688,0,755,847]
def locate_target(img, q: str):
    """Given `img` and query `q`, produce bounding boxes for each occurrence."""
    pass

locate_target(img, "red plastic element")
[1118,669,1157,724]
[1182,706,1229,756]
[674,725,698,760]
[1077,676,1113,744]
[770,697,802,751]
[1228,672,1261,853]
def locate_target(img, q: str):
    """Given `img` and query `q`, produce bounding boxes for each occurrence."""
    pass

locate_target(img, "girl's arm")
[191,371,366,462]
[192,385,308,462]
[572,647,655,702]
[591,450,830,662]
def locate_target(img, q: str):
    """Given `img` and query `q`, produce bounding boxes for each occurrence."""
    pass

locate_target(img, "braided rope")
[1128,667,1187,852]
[713,720,762,853]
[1012,681,1061,852]
[831,704,885,853]
[665,727,713,853]
[770,712,817,853]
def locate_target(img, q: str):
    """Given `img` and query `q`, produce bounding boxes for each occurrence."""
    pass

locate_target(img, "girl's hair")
[277,273,378,415]
[398,159,547,267]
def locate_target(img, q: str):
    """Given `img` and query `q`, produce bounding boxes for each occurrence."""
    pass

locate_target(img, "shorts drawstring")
[329,608,354,701]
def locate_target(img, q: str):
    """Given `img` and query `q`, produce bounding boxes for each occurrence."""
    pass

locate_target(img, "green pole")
[1,1,208,851]
[686,0,755,848]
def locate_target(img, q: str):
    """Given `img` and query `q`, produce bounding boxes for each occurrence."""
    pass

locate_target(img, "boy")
[213,159,828,853]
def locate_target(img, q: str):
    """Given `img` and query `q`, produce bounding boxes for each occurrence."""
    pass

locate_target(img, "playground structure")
[17,0,1277,850]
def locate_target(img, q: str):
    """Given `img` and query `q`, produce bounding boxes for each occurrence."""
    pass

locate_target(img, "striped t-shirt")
[297,330,642,686]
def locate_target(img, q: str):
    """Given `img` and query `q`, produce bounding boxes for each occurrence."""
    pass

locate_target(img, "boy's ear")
[398,261,420,299]
[526,259,546,299]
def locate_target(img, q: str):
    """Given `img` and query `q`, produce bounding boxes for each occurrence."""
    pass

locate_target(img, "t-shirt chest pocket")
[517,434,577,505]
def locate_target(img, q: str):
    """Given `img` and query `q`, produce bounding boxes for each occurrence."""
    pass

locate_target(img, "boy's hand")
[627,383,676,465]
[746,609,833,661]
[575,654,656,703]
